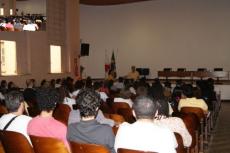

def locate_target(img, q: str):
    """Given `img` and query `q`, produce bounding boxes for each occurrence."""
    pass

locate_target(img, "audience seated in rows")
[114,96,178,153]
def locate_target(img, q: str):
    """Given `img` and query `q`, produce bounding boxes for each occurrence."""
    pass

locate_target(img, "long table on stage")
[158,71,230,80]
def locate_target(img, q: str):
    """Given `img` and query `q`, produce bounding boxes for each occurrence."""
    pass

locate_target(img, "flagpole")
[105,49,107,78]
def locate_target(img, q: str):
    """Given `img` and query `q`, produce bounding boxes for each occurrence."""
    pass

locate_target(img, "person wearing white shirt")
[114,96,177,153]
[114,89,133,107]
[0,91,32,144]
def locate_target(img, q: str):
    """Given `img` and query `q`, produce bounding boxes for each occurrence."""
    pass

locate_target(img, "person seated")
[126,66,140,81]
[71,80,84,98]
[23,79,38,116]
[114,96,177,153]
[114,88,133,108]
[67,88,115,153]
[178,84,208,114]
[58,86,76,110]
[154,99,192,147]
[93,81,109,102]
[107,69,117,81]
[27,88,70,151]
[112,77,125,91]
[0,91,32,144]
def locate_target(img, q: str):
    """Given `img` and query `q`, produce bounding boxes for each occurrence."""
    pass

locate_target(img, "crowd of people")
[0,67,217,152]
[0,15,46,32]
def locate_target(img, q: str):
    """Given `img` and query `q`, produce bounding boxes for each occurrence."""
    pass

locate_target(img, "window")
[0,8,3,16]
[10,9,13,15]
[50,45,61,73]
[0,40,17,75]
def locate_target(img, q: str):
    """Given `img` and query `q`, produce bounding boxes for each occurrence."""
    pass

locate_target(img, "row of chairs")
[0,130,157,153]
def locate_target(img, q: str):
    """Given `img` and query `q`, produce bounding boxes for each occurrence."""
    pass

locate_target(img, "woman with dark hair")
[154,99,192,147]
[148,79,174,116]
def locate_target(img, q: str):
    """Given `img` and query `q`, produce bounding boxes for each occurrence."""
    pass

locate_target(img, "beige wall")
[80,0,230,78]
[0,0,80,88]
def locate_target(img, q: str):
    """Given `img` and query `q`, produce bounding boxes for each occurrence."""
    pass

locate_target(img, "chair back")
[181,113,199,148]
[105,114,125,123]
[0,131,34,153]
[174,133,186,153]
[30,135,69,153]
[117,148,157,153]
[180,107,205,122]
[117,108,135,123]
[112,102,130,113]
[70,141,109,153]
[104,114,125,135]
[53,104,71,125]
[0,141,5,153]
[100,102,114,114]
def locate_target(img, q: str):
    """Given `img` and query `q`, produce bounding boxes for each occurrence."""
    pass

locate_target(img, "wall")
[80,0,230,78]
[0,0,80,88]
[16,0,46,15]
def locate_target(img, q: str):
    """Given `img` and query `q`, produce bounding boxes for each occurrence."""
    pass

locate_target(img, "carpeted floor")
[208,102,230,153]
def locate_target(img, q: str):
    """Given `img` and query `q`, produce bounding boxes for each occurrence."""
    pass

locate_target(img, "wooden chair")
[53,104,71,125]
[100,102,114,114]
[180,107,207,152]
[112,102,130,114]
[117,108,136,123]
[104,114,125,135]
[30,135,69,153]
[0,131,34,153]
[104,113,125,123]
[117,148,157,153]
[0,141,5,153]
[70,141,109,153]
[174,133,186,153]
[180,113,200,153]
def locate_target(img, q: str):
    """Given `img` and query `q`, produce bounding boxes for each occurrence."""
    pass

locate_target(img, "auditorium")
[0,0,229,153]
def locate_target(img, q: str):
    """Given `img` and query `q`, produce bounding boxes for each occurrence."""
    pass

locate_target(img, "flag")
[110,51,116,72]
[104,51,110,73]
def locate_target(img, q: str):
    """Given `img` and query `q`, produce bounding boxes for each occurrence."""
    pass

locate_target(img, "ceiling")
[79,0,152,5]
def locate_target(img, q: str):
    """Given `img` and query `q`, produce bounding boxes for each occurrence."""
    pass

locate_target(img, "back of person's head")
[40,79,48,88]
[36,88,59,112]
[136,86,148,96]
[5,91,24,112]
[74,80,84,90]
[93,81,101,91]
[156,99,169,117]
[119,88,131,99]
[193,87,202,99]
[133,96,157,119]
[1,80,7,88]
[76,88,101,118]
[118,77,124,83]
[182,84,194,98]
[85,77,92,88]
